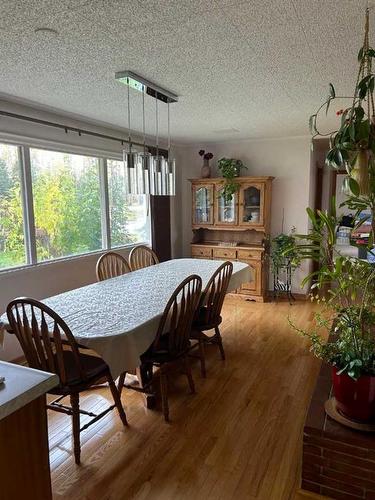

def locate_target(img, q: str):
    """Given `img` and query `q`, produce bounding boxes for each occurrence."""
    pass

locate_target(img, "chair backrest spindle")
[96,251,131,281]
[7,298,87,386]
[153,275,202,356]
[129,245,159,271]
[198,261,233,326]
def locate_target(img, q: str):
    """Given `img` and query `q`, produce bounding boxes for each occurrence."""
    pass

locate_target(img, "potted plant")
[290,8,375,424]
[270,229,300,272]
[309,7,375,219]
[199,150,214,178]
[217,157,247,202]
[288,204,375,422]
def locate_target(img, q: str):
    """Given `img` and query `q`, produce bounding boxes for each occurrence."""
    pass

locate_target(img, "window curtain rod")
[0,109,149,148]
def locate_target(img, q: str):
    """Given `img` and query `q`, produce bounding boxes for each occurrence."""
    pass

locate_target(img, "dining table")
[0,258,250,406]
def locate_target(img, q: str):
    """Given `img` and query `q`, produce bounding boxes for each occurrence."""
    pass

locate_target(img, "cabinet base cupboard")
[190,176,274,302]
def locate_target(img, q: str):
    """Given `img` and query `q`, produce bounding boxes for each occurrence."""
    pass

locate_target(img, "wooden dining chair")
[6,298,128,465]
[129,245,159,271]
[96,251,131,281]
[139,275,202,422]
[190,261,233,377]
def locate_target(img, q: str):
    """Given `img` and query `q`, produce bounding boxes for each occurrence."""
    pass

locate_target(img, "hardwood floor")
[49,297,322,500]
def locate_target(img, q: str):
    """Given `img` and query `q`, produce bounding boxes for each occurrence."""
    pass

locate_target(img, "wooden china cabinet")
[190,176,274,301]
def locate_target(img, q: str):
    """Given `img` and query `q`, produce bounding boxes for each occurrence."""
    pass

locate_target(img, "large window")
[0,144,26,269]
[31,149,102,261]
[0,143,151,271]
[107,160,150,247]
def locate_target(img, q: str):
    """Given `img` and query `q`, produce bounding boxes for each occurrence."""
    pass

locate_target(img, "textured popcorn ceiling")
[0,0,371,143]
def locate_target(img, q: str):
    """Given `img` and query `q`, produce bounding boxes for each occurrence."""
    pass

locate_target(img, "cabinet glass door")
[216,186,238,225]
[239,183,264,226]
[193,184,214,225]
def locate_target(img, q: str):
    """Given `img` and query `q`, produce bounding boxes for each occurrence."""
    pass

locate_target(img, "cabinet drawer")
[237,249,262,260]
[192,246,212,258]
[212,248,237,259]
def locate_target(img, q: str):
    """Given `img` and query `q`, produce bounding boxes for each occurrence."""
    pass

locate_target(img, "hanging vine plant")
[217,157,247,202]
[310,8,375,236]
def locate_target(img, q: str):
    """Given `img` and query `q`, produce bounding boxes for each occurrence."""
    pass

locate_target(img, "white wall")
[174,135,312,293]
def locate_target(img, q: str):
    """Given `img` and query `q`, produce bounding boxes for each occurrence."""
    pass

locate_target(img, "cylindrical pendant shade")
[150,155,166,195]
[161,157,168,195]
[123,150,139,194]
[137,152,152,195]
[167,158,176,196]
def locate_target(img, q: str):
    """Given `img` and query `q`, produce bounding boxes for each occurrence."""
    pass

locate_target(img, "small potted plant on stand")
[270,228,301,304]
[217,157,247,202]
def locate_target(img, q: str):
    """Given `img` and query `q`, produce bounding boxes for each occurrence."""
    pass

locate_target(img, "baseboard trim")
[267,292,308,301]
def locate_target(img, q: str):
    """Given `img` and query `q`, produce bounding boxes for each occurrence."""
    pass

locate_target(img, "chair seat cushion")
[193,307,222,330]
[51,350,109,391]
[141,333,191,364]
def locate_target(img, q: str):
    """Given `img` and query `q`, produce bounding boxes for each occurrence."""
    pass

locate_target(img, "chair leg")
[182,356,196,394]
[159,367,169,422]
[198,335,206,378]
[214,325,226,360]
[117,372,126,397]
[70,393,81,465]
[107,375,128,427]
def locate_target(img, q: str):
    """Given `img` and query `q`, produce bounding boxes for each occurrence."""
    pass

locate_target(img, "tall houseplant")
[217,157,247,202]
[310,8,375,234]
[291,8,375,423]
[288,203,375,422]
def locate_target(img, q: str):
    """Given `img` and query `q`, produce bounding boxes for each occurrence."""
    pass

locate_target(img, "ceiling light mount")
[115,71,178,103]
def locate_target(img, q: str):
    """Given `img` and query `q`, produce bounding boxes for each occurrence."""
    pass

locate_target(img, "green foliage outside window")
[0,146,25,268]
[0,147,144,269]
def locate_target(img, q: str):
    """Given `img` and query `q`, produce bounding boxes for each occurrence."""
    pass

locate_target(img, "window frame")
[0,142,151,274]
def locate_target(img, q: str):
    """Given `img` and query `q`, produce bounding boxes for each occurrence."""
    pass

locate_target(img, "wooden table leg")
[119,364,157,409]
[136,363,156,409]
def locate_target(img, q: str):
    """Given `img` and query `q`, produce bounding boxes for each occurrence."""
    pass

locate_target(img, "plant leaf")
[349,122,356,141]
[309,114,317,135]
[370,75,375,93]
[326,98,331,116]
[349,178,360,196]
[354,106,365,122]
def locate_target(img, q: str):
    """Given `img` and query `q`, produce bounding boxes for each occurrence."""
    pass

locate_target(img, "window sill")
[0,243,149,277]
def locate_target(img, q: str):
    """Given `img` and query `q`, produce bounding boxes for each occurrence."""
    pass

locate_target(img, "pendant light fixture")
[123,77,140,195]
[166,100,176,196]
[115,71,178,196]
[137,87,152,194]
[150,96,167,195]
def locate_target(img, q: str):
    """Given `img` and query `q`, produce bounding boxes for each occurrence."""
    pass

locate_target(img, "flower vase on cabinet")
[199,149,213,178]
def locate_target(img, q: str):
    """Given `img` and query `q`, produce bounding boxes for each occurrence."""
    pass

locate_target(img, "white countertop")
[0,361,59,421]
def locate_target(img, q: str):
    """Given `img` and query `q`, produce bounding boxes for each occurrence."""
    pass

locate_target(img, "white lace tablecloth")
[0,258,250,378]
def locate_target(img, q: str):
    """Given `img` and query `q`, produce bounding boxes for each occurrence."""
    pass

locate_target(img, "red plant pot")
[332,367,375,422]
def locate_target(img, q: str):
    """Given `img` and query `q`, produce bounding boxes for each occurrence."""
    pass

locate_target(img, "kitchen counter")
[0,361,58,420]
[0,361,58,500]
